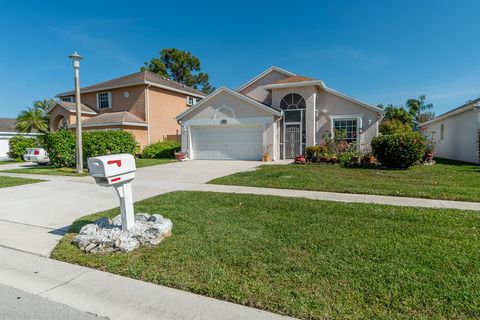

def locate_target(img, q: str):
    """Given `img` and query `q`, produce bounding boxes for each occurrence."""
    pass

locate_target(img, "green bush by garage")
[141,141,180,159]
[371,132,426,169]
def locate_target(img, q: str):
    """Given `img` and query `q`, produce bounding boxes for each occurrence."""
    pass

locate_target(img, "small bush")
[379,119,412,135]
[142,141,181,159]
[371,132,426,169]
[42,130,76,167]
[8,136,41,161]
[83,130,137,158]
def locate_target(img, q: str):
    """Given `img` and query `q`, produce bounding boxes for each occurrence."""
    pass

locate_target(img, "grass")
[0,160,16,165]
[209,158,480,202]
[52,191,480,319]
[1,158,175,176]
[2,166,89,176]
[0,176,43,188]
[135,158,175,168]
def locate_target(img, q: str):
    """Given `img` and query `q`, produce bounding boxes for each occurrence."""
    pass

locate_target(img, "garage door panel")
[192,125,263,160]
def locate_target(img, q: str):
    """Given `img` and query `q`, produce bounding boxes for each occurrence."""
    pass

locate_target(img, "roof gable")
[419,97,480,126]
[176,87,282,121]
[237,66,296,92]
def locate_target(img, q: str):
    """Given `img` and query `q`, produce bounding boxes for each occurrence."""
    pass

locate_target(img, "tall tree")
[16,107,49,133]
[406,95,434,122]
[142,48,215,94]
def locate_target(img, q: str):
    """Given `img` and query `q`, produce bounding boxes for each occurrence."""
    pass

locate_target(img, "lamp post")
[69,51,83,174]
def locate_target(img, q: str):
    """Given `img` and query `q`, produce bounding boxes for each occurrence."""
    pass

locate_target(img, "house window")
[334,119,358,143]
[186,96,196,106]
[440,124,444,140]
[96,92,111,109]
[61,96,74,102]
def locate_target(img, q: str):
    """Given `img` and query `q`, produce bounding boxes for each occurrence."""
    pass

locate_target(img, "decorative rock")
[94,217,110,228]
[112,214,122,226]
[79,224,98,236]
[135,213,151,222]
[148,214,164,222]
[73,213,173,253]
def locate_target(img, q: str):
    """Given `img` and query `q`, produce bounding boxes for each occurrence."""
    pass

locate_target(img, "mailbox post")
[87,154,136,231]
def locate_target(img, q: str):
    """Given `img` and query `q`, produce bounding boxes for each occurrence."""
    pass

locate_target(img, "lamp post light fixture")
[69,51,83,174]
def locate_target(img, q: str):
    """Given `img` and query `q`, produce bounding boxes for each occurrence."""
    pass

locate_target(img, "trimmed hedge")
[8,136,41,161]
[142,141,180,159]
[83,130,137,158]
[42,130,76,167]
[42,130,138,167]
[371,132,426,169]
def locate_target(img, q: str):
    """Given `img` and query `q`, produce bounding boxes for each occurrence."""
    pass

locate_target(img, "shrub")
[379,119,412,135]
[42,130,138,167]
[42,130,76,167]
[142,141,181,159]
[371,132,426,169]
[83,130,137,158]
[8,136,41,161]
[305,145,327,163]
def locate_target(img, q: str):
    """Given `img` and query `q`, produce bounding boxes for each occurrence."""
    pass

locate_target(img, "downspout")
[145,84,151,145]
[312,92,317,146]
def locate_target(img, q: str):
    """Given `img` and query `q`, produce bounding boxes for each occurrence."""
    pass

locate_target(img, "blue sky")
[0,0,479,118]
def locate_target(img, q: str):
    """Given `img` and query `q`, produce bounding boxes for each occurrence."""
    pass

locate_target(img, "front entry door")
[285,124,301,159]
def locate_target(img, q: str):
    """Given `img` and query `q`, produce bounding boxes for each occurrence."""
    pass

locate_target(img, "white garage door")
[192,125,263,160]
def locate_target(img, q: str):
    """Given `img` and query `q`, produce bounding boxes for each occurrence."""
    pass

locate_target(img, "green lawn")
[2,166,89,176]
[52,191,480,319]
[0,176,43,188]
[209,158,480,202]
[1,158,175,176]
[0,160,16,165]
[135,158,175,168]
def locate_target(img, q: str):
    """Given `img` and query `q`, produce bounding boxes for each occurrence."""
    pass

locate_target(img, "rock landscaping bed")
[74,213,173,253]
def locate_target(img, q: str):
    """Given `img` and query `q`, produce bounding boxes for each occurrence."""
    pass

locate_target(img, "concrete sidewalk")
[0,247,293,320]
[187,184,480,211]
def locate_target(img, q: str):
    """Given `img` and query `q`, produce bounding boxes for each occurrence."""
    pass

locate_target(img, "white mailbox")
[88,154,136,231]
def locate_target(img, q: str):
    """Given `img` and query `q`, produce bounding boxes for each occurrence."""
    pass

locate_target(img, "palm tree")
[406,95,434,122]
[33,98,56,112]
[16,107,49,133]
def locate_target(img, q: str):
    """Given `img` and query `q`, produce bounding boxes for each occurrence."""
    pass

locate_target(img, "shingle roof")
[57,70,205,97]
[70,111,147,128]
[0,118,17,132]
[53,101,97,114]
[272,75,315,84]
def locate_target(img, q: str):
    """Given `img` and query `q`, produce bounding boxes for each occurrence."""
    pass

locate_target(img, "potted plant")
[424,131,437,164]
[174,151,186,161]
[262,144,272,162]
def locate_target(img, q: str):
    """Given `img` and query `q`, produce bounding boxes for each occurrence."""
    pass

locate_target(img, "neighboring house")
[419,97,480,164]
[0,118,41,160]
[48,70,205,149]
[176,66,383,160]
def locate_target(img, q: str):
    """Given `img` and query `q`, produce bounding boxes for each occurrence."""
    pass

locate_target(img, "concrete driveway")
[0,160,260,256]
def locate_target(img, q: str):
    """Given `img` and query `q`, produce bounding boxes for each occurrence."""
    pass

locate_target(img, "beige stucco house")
[419,97,480,164]
[176,66,383,160]
[48,70,205,149]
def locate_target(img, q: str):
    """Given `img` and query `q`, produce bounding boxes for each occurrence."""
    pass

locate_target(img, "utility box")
[88,154,136,231]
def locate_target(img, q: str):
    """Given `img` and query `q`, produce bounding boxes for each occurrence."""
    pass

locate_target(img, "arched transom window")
[280,93,306,110]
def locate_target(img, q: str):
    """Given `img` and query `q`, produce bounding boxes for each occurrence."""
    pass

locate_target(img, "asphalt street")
[0,284,108,320]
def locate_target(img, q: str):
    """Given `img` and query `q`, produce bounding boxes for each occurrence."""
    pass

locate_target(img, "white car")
[23,148,50,165]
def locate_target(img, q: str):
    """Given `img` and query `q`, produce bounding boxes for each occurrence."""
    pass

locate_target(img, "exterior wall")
[420,109,479,163]
[315,88,380,149]
[70,125,148,151]
[77,85,146,120]
[179,92,277,159]
[239,70,291,104]
[49,105,94,130]
[147,86,189,144]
